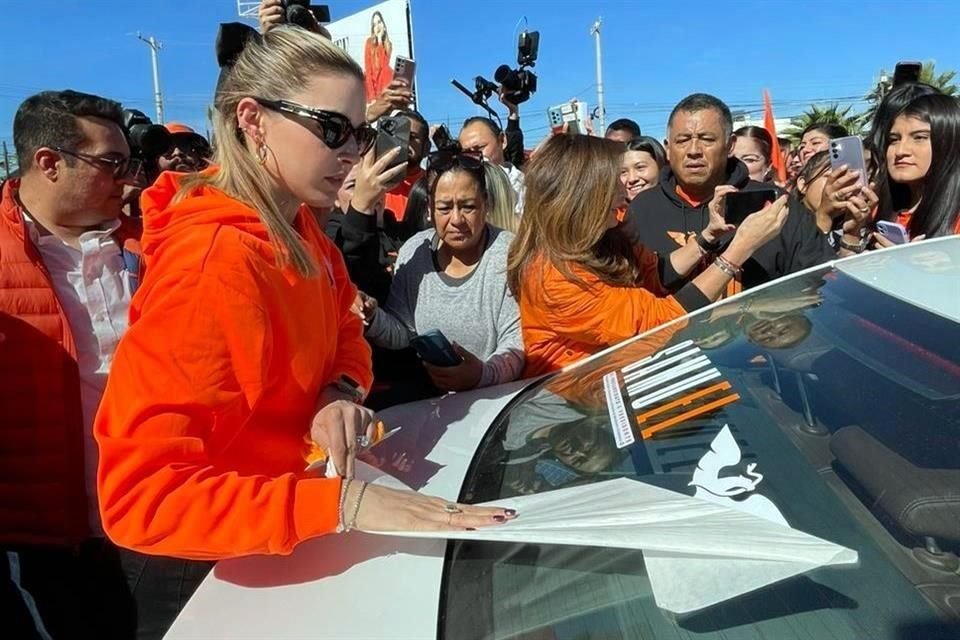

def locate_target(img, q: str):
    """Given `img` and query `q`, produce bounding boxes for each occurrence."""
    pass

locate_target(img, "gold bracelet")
[337,478,353,533]
[346,481,369,532]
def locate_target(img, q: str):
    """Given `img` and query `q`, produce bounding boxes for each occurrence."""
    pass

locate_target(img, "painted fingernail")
[504,509,517,516]
[493,515,507,522]
[466,527,476,531]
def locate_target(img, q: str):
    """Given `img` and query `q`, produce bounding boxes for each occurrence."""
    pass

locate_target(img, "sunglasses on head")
[426,148,484,173]
[254,97,377,155]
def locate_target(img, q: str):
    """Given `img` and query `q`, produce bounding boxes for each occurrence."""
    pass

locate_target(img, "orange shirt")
[384,168,424,222]
[896,210,960,235]
[519,247,687,377]
[95,172,372,560]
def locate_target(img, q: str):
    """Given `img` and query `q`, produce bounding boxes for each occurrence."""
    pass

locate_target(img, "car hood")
[165,380,533,640]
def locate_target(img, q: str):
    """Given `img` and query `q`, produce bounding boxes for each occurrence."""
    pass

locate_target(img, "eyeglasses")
[254,98,377,155]
[52,146,142,181]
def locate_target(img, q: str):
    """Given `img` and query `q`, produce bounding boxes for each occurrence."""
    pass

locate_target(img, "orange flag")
[763,89,787,182]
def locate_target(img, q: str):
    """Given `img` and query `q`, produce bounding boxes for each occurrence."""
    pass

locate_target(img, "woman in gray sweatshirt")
[365,152,525,392]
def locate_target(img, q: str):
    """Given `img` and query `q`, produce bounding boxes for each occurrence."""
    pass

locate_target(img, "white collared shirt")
[500,162,526,216]
[23,214,133,535]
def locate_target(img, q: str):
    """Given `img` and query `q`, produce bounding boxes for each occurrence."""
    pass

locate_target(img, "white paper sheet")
[366,477,858,614]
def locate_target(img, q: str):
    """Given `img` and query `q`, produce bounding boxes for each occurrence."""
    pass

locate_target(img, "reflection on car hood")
[836,236,960,322]
[165,380,532,640]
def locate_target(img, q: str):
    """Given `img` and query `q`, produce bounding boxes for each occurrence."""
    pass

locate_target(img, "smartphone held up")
[724,188,779,226]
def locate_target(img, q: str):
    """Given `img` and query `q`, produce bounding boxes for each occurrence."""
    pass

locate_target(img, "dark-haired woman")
[798,122,849,165]
[621,136,666,201]
[780,150,874,256]
[875,93,960,245]
[364,149,524,391]
[867,82,943,224]
[734,126,774,183]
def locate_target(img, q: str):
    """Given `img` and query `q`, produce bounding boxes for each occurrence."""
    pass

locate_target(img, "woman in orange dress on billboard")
[364,11,393,103]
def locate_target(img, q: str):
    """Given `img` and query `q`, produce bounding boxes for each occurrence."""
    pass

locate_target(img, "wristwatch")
[334,375,367,403]
[837,233,868,253]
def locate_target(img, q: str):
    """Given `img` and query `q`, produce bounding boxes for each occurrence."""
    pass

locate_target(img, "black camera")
[469,30,540,106]
[282,1,331,28]
[122,109,171,162]
[494,65,538,105]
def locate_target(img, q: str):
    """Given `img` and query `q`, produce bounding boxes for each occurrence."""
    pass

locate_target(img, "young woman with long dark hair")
[867,82,942,222]
[876,93,960,244]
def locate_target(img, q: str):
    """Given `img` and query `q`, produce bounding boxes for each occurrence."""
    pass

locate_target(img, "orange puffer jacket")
[0,178,142,547]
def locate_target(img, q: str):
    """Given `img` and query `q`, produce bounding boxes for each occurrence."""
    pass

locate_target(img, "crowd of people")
[3,1,960,638]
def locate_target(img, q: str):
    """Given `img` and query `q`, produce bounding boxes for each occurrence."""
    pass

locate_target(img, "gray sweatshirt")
[366,225,525,388]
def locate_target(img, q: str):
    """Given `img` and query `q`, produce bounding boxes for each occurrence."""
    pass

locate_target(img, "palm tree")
[862,61,958,126]
[781,104,865,144]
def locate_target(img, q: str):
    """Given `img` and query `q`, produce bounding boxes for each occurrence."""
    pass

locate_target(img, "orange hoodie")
[94,172,372,560]
[520,246,687,378]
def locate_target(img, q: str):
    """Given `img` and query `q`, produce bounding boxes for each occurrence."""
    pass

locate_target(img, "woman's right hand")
[347,482,517,532]
[729,194,790,256]
[351,147,408,214]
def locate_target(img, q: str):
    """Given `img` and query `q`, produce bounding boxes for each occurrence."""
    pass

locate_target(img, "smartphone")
[375,115,409,185]
[546,100,588,135]
[893,61,922,87]
[876,221,911,245]
[410,330,462,368]
[394,56,416,86]
[829,136,867,188]
[725,188,779,226]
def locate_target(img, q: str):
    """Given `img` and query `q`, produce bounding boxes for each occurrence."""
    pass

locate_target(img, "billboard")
[325,0,415,104]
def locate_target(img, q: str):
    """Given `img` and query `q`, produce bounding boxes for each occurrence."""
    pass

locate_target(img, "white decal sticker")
[603,372,635,449]
[689,425,788,526]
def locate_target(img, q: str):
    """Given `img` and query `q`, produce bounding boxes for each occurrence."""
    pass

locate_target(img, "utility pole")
[137,33,165,123]
[590,18,605,134]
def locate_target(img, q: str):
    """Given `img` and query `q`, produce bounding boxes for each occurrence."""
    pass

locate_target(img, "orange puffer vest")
[0,178,142,547]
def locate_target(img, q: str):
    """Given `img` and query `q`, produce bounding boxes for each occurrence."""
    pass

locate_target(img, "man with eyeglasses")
[0,90,199,639]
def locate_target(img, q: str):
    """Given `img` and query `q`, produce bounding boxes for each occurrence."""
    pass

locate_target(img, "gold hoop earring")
[256,140,268,166]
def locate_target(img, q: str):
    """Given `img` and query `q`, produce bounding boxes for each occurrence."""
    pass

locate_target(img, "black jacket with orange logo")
[624,158,835,290]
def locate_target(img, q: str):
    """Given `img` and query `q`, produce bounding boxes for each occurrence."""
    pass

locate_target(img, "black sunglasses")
[255,98,376,155]
[52,146,142,181]
[426,149,484,173]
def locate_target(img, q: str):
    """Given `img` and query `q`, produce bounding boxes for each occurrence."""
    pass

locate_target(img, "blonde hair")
[177,26,363,277]
[483,162,519,233]
[507,134,634,298]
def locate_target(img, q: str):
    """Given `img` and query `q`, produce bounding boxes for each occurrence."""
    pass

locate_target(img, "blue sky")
[2,0,960,160]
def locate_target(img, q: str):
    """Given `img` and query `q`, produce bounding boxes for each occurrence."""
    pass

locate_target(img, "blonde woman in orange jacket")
[94,24,514,563]
[507,134,790,377]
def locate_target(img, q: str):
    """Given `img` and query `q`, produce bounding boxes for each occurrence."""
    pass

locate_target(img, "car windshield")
[441,250,960,639]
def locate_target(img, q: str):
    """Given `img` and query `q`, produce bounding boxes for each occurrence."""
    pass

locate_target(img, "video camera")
[452,29,540,118]
[122,109,171,167]
[281,1,331,29]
